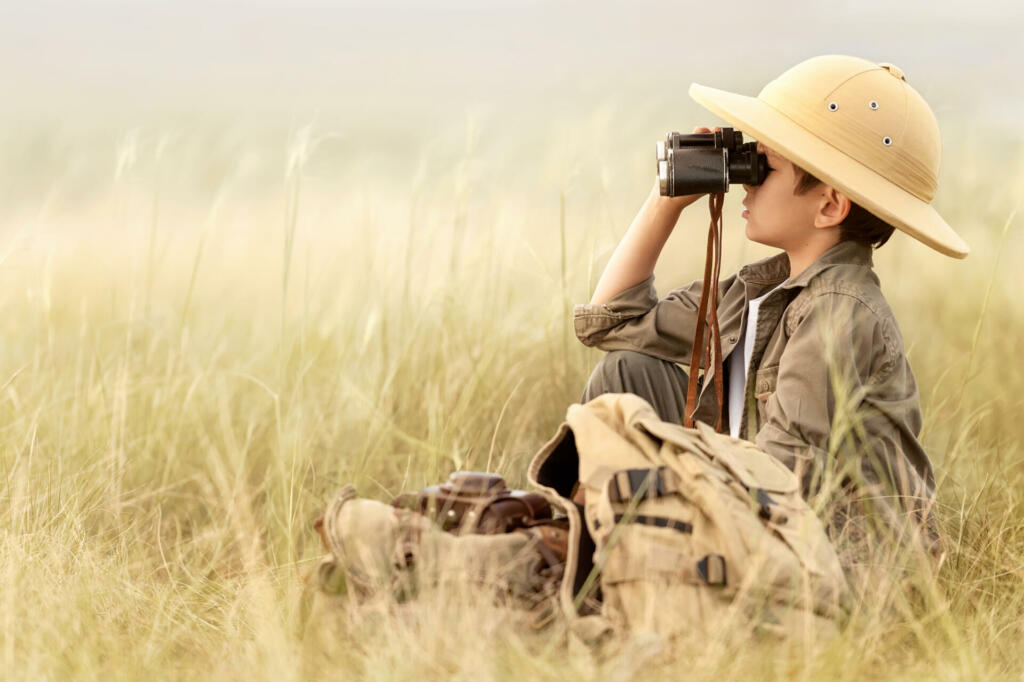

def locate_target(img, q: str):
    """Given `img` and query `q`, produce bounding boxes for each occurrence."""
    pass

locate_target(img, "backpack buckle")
[696,554,727,586]
[609,467,675,504]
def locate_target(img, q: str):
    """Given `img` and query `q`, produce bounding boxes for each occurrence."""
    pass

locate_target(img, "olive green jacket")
[573,240,935,526]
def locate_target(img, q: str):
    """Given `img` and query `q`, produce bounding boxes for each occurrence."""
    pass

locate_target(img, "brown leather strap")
[683,193,725,432]
[709,193,725,432]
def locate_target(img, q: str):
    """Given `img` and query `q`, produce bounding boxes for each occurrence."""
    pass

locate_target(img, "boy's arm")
[573,273,740,367]
[588,179,702,304]
[574,127,729,365]
[588,125,718,305]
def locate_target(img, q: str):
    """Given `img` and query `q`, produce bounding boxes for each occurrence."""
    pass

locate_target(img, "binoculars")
[656,127,772,197]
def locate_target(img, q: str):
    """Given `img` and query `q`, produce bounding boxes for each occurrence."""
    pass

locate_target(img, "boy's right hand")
[654,125,722,210]
[588,125,722,305]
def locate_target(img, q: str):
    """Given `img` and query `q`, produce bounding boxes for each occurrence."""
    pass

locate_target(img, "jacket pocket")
[753,364,780,427]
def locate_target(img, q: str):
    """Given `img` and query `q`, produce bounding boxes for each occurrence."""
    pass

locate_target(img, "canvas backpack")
[527,392,851,639]
[311,393,850,641]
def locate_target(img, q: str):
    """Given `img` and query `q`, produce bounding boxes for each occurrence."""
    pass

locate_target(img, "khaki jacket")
[573,240,935,526]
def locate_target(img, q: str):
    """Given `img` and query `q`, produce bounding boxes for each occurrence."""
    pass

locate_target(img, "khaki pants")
[581,350,691,425]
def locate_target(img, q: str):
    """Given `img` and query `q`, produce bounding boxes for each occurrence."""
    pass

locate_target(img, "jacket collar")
[738,240,874,291]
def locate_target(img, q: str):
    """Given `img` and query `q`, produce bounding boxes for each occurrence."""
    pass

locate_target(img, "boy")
[573,55,969,557]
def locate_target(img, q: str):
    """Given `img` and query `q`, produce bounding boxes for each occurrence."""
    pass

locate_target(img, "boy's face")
[741,141,833,252]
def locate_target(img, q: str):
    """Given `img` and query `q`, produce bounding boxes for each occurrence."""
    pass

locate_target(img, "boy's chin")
[744,222,790,251]
[744,223,775,248]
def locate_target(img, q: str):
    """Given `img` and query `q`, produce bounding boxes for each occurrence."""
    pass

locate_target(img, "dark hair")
[792,165,896,249]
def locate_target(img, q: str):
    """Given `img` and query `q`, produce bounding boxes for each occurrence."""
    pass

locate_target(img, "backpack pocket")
[585,442,848,633]
[585,465,734,636]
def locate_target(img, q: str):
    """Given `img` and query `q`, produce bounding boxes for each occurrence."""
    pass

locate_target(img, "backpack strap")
[604,513,693,535]
[607,467,681,505]
[601,546,728,587]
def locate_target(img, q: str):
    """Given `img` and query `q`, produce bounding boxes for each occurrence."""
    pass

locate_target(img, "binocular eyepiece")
[657,127,771,197]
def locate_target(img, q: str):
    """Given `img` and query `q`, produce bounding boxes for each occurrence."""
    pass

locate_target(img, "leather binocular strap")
[683,192,725,432]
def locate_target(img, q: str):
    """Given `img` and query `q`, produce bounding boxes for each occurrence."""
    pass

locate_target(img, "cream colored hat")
[690,55,968,258]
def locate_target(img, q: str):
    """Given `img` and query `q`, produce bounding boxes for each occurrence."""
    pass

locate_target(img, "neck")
[785,234,841,280]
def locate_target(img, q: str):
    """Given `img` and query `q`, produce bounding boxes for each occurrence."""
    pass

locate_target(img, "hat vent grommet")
[827,101,839,111]
[869,100,879,110]
[882,136,893,146]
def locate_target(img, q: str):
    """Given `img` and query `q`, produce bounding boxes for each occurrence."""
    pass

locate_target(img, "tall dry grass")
[1,111,1022,680]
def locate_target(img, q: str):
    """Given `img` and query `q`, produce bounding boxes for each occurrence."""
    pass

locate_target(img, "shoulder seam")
[794,290,900,382]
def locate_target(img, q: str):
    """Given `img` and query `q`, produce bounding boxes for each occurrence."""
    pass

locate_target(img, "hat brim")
[689,82,969,259]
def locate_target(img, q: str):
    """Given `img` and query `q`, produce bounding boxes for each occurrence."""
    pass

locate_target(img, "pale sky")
[2,0,1020,123]
[0,0,1018,224]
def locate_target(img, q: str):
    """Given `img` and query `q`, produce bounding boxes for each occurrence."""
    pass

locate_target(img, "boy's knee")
[584,350,683,398]
[599,350,664,375]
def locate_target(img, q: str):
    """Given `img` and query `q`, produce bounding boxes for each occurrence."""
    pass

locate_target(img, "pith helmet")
[690,55,969,258]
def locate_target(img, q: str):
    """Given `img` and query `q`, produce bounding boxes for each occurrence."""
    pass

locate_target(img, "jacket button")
[727,336,737,344]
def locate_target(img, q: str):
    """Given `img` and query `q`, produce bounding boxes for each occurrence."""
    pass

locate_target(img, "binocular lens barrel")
[657,128,770,197]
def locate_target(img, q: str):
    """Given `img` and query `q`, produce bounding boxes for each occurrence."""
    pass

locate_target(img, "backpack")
[311,393,850,642]
[527,392,851,639]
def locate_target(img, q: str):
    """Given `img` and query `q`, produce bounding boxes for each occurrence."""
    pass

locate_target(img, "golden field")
[1,102,1022,680]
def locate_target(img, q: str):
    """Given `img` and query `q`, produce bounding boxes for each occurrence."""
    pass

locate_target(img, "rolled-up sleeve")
[573,275,724,366]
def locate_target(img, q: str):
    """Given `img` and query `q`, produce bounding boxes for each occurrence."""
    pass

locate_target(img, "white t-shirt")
[727,281,788,439]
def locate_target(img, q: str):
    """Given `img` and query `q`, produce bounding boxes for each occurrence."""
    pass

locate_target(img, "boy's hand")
[653,125,722,210]
[587,124,721,306]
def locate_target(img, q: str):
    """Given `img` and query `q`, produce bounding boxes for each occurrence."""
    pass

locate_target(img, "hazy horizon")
[3,0,1021,129]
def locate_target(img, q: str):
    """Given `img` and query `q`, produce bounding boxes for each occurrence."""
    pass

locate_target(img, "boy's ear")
[814,185,851,229]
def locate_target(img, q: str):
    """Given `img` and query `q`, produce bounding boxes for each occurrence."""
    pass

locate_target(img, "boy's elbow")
[573,317,606,348]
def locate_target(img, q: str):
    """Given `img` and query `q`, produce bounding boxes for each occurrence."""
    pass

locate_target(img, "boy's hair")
[792,165,896,249]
